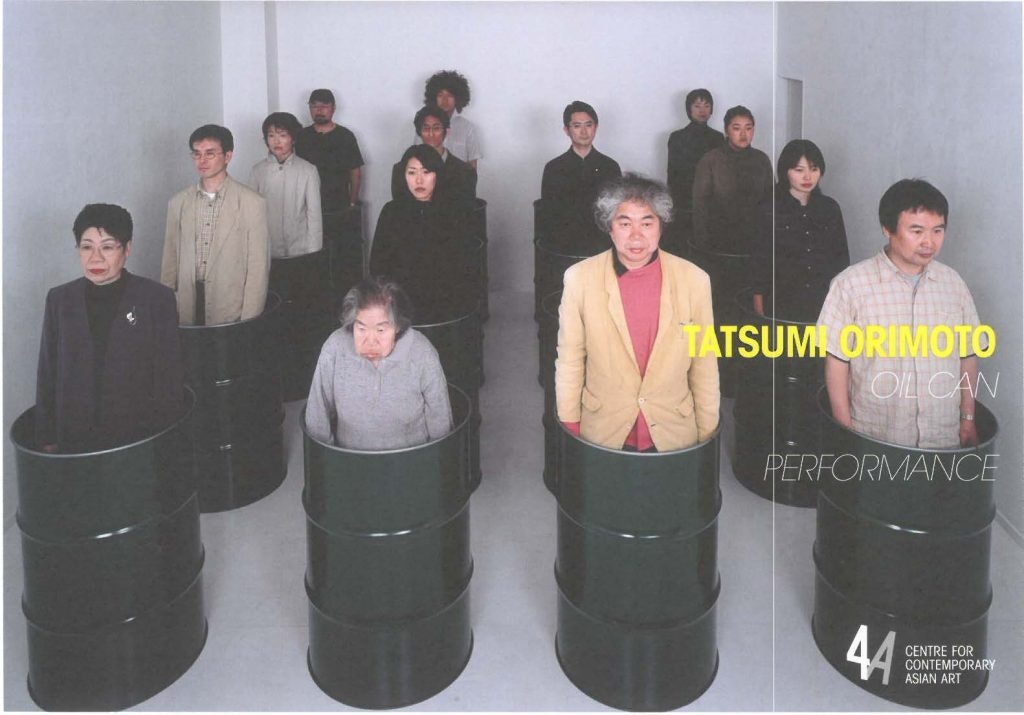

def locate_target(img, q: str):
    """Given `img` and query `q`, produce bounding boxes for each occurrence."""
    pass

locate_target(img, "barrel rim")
[533,237,600,262]
[177,290,283,330]
[686,236,752,260]
[815,385,998,453]
[412,304,482,329]
[733,286,819,327]
[10,386,196,460]
[557,416,722,457]
[270,247,328,263]
[301,383,471,456]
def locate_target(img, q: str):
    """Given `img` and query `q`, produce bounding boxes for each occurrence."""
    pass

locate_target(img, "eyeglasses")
[78,243,124,256]
[190,150,224,160]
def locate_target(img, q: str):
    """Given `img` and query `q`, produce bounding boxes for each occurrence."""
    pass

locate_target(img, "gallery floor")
[4,289,1023,712]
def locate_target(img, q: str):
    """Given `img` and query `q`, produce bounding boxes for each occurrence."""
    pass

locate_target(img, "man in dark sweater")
[692,105,773,254]
[540,100,622,254]
[667,88,725,216]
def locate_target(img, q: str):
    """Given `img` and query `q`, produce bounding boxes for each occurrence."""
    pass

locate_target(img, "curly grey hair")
[592,173,674,233]
[339,276,413,336]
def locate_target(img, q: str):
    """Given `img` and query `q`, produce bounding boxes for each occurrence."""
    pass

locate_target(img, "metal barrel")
[533,236,598,323]
[179,293,286,512]
[662,209,693,260]
[327,202,365,297]
[554,425,722,710]
[686,238,752,398]
[812,387,997,708]
[10,391,207,711]
[303,386,474,709]
[269,249,336,402]
[416,307,484,491]
[539,290,562,493]
[731,288,824,506]
[464,198,489,321]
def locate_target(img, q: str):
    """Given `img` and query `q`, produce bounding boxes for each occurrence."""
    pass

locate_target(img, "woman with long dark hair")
[369,145,478,323]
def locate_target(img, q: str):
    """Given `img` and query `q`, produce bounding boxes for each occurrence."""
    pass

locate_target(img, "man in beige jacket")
[162,124,269,325]
[555,173,720,452]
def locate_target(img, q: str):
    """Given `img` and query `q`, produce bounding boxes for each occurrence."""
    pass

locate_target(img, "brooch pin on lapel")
[126,306,137,326]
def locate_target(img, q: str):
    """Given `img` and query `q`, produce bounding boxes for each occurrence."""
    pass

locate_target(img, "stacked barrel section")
[303,387,475,708]
[813,389,997,708]
[179,294,286,512]
[731,289,824,506]
[554,426,722,710]
[11,394,207,710]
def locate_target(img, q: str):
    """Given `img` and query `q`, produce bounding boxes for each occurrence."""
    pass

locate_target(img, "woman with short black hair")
[35,204,184,452]
[751,139,850,322]
[304,277,452,450]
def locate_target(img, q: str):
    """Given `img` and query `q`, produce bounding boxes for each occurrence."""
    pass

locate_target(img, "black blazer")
[35,272,184,452]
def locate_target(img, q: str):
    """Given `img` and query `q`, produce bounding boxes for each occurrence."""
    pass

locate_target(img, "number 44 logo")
[846,625,897,685]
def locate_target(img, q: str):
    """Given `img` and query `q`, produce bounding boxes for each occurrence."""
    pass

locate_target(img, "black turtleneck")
[85,271,128,402]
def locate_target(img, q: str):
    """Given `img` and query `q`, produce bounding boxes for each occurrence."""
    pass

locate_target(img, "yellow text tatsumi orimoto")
[680,324,996,359]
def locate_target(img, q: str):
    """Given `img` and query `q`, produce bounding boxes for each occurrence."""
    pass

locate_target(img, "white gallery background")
[2,1,1021,547]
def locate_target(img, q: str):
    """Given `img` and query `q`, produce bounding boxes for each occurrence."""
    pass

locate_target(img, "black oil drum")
[326,202,364,297]
[813,388,997,709]
[555,425,722,710]
[732,289,824,506]
[464,198,489,321]
[662,209,693,260]
[269,249,336,402]
[11,392,207,711]
[417,308,484,491]
[686,238,752,398]
[303,386,474,709]
[539,290,561,494]
[533,237,597,323]
[179,293,286,512]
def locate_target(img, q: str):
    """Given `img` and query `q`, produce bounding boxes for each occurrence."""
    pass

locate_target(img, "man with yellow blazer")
[555,173,720,452]
[161,124,270,326]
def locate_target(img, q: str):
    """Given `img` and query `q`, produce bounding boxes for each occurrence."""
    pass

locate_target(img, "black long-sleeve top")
[539,147,621,254]
[667,122,725,213]
[751,189,850,323]
[369,199,479,323]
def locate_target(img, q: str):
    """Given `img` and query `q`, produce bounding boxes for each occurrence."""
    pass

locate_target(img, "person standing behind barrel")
[305,277,452,450]
[250,112,322,259]
[751,139,849,321]
[161,124,270,325]
[667,88,724,216]
[36,204,184,453]
[692,105,772,253]
[555,174,720,452]
[370,145,476,323]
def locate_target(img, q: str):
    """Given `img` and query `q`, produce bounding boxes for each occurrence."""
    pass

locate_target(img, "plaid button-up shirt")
[817,248,984,448]
[194,183,227,281]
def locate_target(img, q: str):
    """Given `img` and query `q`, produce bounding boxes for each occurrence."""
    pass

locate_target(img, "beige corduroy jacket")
[555,250,720,451]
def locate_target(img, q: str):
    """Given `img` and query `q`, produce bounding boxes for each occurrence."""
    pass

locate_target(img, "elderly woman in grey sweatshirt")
[304,277,452,450]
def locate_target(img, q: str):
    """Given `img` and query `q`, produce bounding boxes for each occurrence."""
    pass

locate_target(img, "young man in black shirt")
[540,100,622,253]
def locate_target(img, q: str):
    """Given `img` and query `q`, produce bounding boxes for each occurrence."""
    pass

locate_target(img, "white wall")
[777,1,1024,537]
[2,0,225,526]
[268,1,774,291]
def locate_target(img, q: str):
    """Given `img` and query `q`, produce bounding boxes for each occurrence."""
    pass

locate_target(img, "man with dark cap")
[295,89,364,213]
[295,88,365,290]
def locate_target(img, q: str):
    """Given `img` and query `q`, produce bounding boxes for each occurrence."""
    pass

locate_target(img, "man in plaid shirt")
[818,179,985,449]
